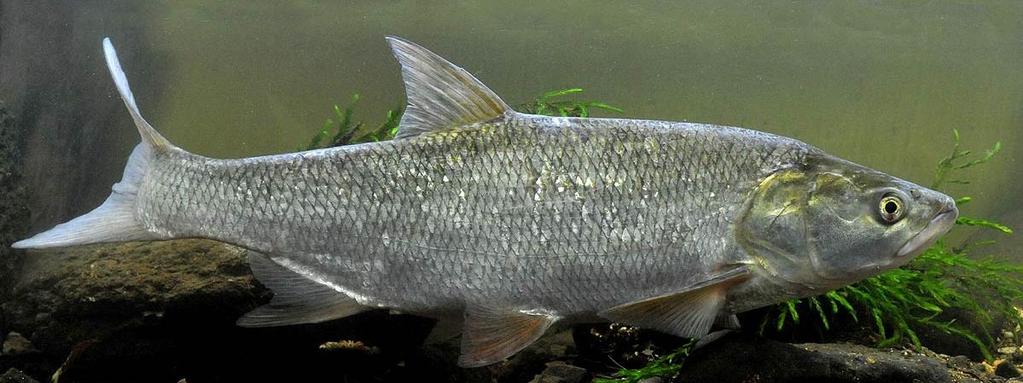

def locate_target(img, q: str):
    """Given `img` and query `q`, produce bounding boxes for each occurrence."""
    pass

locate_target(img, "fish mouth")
[895,204,959,259]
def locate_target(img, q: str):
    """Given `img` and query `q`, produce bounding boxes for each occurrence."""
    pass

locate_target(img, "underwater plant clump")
[592,340,696,383]
[304,94,402,150]
[516,88,624,117]
[758,130,1020,361]
[306,88,621,150]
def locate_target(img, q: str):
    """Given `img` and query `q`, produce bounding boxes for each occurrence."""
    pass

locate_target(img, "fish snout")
[894,193,958,259]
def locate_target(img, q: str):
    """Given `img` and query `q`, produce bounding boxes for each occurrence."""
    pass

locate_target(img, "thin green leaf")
[956,217,1013,234]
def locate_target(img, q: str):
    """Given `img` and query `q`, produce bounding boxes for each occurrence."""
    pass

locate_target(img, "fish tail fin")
[12,38,174,249]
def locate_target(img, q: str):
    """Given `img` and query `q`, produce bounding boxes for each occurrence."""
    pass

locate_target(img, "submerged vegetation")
[305,88,620,150]
[304,94,402,150]
[593,340,696,383]
[517,88,623,117]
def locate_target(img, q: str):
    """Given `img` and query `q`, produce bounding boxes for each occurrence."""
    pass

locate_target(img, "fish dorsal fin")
[237,252,367,327]
[458,306,558,367]
[102,38,174,152]
[599,266,750,339]
[385,36,510,140]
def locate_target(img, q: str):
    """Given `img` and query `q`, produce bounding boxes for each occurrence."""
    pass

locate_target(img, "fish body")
[144,117,808,314]
[14,37,958,367]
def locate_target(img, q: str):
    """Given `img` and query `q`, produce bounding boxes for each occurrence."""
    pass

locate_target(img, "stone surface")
[916,307,1008,361]
[0,240,265,382]
[573,322,689,369]
[0,369,38,383]
[679,335,952,383]
[1,333,35,356]
[528,361,587,383]
[997,361,1022,379]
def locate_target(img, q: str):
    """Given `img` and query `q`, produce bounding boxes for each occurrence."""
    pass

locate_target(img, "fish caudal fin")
[11,144,158,249]
[11,38,174,249]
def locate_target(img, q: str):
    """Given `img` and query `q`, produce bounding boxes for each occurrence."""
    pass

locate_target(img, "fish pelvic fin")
[12,38,180,249]
[598,266,750,339]
[237,253,368,327]
[385,36,511,140]
[458,306,558,368]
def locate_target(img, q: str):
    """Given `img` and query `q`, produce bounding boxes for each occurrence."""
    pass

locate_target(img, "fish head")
[737,153,958,292]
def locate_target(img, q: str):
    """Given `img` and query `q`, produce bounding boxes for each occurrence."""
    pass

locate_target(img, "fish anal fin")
[237,252,367,327]
[385,36,511,140]
[599,266,749,339]
[458,306,558,367]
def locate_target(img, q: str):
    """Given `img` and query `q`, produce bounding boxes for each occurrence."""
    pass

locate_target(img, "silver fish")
[14,37,958,367]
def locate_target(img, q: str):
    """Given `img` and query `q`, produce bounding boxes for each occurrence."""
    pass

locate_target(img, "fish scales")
[139,117,812,314]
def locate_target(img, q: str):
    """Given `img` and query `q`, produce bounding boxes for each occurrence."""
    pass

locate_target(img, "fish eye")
[878,194,905,224]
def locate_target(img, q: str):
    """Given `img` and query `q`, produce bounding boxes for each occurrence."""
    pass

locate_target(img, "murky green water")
[134,2,1021,254]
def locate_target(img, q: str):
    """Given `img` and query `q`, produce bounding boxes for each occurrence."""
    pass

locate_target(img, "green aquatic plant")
[593,340,696,383]
[760,130,1020,360]
[518,88,624,117]
[306,88,621,149]
[304,94,402,150]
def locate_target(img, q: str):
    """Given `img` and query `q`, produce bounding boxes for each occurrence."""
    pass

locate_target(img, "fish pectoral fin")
[458,306,558,368]
[385,36,511,140]
[237,252,367,328]
[598,266,750,339]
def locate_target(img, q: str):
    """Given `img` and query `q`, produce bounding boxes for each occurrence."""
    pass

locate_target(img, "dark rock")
[528,361,587,383]
[997,361,1022,379]
[0,369,38,383]
[680,334,951,383]
[915,307,1007,361]
[949,355,975,370]
[1,333,36,356]
[573,322,688,369]
[0,240,264,382]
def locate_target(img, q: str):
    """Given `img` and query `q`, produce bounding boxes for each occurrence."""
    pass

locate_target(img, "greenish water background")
[129,2,1020,256]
